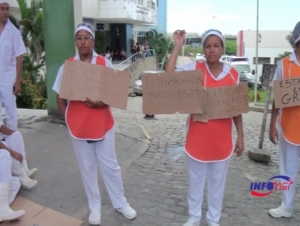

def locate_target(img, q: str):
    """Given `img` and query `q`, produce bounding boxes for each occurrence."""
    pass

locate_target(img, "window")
[253,57,271,64]
[138,0,143,4]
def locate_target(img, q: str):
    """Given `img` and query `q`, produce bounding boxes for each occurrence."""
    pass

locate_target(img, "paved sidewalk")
[2,97,300,226]
[1,109,150,225]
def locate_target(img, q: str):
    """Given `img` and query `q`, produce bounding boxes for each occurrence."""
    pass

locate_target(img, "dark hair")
[296,41,300,48]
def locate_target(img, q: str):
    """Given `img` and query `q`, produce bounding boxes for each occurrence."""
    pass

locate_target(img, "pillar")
[43,0,82,116]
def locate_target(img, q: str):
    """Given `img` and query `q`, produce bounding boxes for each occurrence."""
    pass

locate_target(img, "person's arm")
[269,63,282,130]
[233,115,244,138]
[15,55,23,84]
[13,29,26,78]
[0,125,15,135]
[52,65,68,116]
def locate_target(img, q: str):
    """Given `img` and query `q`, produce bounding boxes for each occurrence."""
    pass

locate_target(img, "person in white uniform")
[0,124,38,222]
[166,29,245,226]
[52,23,137,225]
[0,0,27,130]
[268,21,300,218]
[0,124,38,188]
[0,149,25,222]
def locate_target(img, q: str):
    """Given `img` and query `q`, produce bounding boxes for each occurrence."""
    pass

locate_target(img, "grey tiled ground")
[98,97,300,226]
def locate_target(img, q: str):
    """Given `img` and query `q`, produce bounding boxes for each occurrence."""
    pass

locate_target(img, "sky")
[167,0,299,35]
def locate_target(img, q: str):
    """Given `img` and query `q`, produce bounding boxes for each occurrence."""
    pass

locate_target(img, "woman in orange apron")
[268,21,300,218]
[165,29,245,226]
[52,23,136,225]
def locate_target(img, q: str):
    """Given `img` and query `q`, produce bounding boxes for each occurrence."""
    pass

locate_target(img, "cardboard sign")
[273,77,300,108]
[193,82,249,122]
[142,70,204,114]
[59,61,131,110]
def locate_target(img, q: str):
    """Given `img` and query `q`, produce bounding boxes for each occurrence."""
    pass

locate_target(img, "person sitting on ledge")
[0,124,38,189]
[0,149,25,222]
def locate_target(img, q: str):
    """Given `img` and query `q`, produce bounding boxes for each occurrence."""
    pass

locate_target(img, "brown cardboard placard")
[193,82,249,122]
[273,77,300,108]
[59,61,131,110]
[142,70,204,114]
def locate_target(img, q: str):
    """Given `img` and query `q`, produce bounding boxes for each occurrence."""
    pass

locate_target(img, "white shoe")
[184,219,200,226]
[88,212,101,225]
[26,168,38,179]
[209,224,220,226]
[116,206,137,219]
[268,206,292,218]
[0,183,25,222]
[11,160,38,189]
[22,160,38,179]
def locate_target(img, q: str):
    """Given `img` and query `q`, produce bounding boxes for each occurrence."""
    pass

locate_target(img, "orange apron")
[279,56,300,144]
[65,56,114,140]
[185,62,239,162]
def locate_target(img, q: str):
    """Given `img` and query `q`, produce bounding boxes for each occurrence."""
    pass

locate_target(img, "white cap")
[0,0,9,5]
[202,29,225,47]
[75,22,95,38]
[292,21,300,47]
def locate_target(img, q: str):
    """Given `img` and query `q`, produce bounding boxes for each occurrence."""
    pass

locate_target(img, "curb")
[249,107,271,113]
[135,124,153,141]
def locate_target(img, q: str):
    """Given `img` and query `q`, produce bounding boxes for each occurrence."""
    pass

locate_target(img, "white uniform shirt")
[0,19,27,85]
[271,51,300,87]
[176,61,238,84]
[52,50,115,95]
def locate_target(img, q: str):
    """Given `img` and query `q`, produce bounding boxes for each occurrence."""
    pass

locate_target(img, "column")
[43,0,82,116]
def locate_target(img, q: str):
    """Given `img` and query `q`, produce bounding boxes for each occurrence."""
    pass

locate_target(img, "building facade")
[8,0,158,57]
[237,30,293,76]
[149,0,167,35]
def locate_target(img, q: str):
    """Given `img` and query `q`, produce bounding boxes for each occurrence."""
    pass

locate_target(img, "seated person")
[112,49,119,61]
[0,125,38,189]
[0,149,25,222]
[120,48,126,60]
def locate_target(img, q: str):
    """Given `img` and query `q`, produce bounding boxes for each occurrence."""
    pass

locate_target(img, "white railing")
[115,48,156,68]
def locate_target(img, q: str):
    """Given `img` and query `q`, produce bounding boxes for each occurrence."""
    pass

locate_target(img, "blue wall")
[151,0,167,35]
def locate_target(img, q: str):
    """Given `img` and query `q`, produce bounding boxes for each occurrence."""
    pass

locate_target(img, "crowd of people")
[1,0,300,225]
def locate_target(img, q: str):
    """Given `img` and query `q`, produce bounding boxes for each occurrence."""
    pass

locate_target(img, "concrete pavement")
[2,97,300,226]
[1,108,150,225]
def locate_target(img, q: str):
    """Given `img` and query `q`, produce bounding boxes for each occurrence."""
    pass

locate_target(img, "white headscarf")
[202,29,225,47]
[292,21,300,46]
[75,22,95,39]
[0,0,9,4]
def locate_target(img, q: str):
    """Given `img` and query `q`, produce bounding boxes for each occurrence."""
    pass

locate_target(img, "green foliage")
[9,0,47,109]
[225,40,237,55]
[248,88,266,103]
[184,46,203,57]
[147,29,174,69]
[94,31,110,54]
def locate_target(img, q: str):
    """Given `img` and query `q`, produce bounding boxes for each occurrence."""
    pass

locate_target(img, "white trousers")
[186,154,230,224]
[0,84,18,130]
[69,127,129,213]
[278,133,300,210]
[0,150,21,205]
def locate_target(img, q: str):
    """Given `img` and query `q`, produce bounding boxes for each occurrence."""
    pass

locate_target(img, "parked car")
[239,71,262,89]
[133,71,161,95]
[196,53,205,61]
